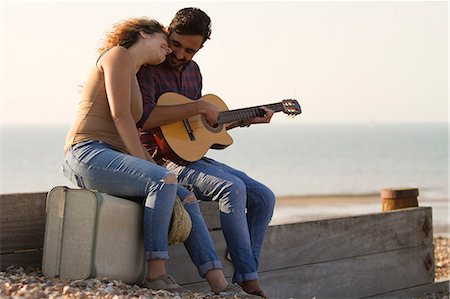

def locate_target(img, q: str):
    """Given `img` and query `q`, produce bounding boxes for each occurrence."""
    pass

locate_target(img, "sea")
[1,122,448,234]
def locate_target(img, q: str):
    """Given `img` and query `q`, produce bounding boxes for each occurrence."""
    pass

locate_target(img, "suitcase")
[42,186,146,284]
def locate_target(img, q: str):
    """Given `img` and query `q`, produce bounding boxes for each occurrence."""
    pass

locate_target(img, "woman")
[62,17,252,296]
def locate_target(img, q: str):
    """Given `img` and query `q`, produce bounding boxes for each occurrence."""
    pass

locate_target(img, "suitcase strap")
[53,186,68,276]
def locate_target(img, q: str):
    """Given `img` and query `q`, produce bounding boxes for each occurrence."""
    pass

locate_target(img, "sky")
[1,1,448,125]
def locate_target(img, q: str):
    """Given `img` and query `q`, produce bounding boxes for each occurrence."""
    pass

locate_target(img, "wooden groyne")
[1,191,448,298]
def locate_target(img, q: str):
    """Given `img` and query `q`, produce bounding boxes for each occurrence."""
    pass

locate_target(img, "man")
[137,7,275,297]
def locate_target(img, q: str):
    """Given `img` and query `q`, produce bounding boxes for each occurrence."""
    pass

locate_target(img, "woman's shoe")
[143,274,190,293]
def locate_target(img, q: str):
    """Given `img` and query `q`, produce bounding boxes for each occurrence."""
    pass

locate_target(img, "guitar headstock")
[281,99,301,116]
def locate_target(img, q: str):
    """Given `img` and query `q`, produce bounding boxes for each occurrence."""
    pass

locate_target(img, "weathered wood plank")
[199,201,221,230]
[261,244,434,299]
[0,193,47,252]
[184,244,434,299]
[0,250,43,270]
[259,206,433,271]
[364,280,449,299]
[167,207,433,285]
[2,192,431,255]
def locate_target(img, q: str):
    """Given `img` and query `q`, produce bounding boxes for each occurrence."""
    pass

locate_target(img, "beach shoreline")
[275,192,449,204]
[276,193,380,204]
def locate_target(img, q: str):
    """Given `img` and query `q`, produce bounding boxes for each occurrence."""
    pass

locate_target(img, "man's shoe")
[217,283,264,298]
[143,274,190,293]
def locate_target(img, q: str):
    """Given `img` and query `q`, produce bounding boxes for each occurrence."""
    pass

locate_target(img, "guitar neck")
[217,102,284,125]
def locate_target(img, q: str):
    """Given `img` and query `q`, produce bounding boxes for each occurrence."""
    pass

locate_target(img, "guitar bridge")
[183,119,196,141]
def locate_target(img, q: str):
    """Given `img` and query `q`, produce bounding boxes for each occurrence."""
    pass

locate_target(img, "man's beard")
[166,53,187,68]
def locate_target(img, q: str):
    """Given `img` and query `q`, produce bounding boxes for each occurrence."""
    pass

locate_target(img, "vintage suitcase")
[42,186,146,284]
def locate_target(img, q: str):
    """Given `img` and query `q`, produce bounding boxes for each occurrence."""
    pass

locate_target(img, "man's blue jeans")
[63,140,222,277]
[166,157,276,283]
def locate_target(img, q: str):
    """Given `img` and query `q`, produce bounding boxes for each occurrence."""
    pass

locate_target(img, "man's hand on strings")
[242,107,275,127]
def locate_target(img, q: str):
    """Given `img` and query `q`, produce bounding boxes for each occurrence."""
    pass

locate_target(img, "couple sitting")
[63,7,275,298]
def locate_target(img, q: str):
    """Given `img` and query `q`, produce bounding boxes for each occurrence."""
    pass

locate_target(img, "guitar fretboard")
[217,102,284,125]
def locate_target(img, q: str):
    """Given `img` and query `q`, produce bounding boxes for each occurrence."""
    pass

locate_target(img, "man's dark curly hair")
[168,7,211,43]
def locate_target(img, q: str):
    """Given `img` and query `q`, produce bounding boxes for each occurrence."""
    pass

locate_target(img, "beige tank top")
[64,59,143,154]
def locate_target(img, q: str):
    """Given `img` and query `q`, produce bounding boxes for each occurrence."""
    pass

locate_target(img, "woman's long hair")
[99,17,165,52]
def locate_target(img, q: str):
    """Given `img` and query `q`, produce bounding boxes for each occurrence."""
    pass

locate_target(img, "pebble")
[0,266,231,299]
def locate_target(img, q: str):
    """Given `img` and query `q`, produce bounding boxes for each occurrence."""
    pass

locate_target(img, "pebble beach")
[0,267,244,299]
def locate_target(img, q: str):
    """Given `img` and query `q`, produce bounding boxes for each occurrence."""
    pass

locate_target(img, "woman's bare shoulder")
[98,46,131,71]
[102,46,130,59]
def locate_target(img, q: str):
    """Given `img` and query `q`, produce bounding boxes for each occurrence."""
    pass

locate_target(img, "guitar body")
[154,93,233,164]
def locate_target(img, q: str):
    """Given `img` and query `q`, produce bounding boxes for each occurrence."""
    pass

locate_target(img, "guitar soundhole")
[201,115,224,133]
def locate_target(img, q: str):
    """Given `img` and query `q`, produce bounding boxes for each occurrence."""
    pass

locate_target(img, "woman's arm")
[99,47,149,161]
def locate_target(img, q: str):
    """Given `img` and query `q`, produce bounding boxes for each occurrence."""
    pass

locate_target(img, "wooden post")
[381,188,419,212]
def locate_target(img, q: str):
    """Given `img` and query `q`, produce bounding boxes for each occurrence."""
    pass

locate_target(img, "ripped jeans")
[63,140,222,277]
[166,157,276,284]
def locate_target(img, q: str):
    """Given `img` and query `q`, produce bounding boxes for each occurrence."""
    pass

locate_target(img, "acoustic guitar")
[152,92,301,164]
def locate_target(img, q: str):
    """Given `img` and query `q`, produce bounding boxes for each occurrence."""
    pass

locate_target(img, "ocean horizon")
[1,122,448,234]
[1,122,448,196]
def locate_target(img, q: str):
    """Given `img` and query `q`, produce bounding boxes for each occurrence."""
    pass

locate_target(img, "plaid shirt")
[136,60,203,155]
